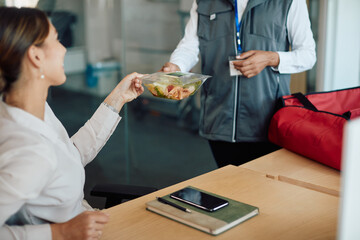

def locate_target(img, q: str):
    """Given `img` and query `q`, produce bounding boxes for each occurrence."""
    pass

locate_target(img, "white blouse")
[0,100,121,239]
[170,0,316,74]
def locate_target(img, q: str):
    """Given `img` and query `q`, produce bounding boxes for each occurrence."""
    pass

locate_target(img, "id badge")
[228,56,243,76]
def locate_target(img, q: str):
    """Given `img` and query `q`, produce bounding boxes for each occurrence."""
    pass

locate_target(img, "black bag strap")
[292,92,318,111]
[342,111,351,120]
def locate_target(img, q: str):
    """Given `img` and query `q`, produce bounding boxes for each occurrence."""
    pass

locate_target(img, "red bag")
[268,87,360,170]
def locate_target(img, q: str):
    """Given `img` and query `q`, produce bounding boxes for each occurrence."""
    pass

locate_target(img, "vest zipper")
[232,76,239,142]
[232,23,239,143]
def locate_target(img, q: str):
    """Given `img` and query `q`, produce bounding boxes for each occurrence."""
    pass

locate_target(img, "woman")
[0,7,144,240]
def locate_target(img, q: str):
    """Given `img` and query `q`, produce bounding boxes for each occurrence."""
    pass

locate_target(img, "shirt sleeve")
[277,0,317,73]
[71,103,121,166]
[0,224,51,240]
[0,133,55,240]
[169,0,200,72]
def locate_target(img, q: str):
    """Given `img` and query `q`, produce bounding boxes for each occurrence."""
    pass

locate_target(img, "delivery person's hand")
[160,62,181,72]
[233,50,280,78]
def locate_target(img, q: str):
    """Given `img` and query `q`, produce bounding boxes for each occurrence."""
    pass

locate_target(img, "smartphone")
[170,187,229,212]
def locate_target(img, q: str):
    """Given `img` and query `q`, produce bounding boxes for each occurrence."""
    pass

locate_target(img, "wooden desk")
[101,165,338,240]
[241,149,341,196]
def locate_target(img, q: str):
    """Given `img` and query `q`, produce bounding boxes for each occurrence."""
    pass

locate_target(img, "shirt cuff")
[102,102,119,115]
[0,224,52,240]
[276,51,291,73]
[95,103,122,129]
[271,66,280,72]
[169,60,187,72]
[25,224,52,240]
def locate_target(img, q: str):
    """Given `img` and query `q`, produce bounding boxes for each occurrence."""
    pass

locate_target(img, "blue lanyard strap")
[234,0,242,52]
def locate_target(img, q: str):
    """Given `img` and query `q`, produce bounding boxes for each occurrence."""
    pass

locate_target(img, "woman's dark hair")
[0,7,49,93]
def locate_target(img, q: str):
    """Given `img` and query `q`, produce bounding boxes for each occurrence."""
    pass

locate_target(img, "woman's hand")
[51,211,109,240]
[103,72,144,113]
[115,72,144,103]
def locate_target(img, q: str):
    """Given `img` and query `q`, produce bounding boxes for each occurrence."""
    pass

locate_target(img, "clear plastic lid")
[141,72,211,100]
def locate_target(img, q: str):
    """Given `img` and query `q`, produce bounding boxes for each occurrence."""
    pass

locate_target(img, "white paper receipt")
[228,56,243,76]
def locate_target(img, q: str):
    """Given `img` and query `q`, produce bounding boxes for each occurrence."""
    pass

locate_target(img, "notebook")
[146,186,259,235]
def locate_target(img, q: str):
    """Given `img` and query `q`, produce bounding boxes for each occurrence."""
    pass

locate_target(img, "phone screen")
[170,187,229,212]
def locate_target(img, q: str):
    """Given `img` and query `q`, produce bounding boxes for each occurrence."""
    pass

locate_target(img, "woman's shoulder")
[0,117,44,144]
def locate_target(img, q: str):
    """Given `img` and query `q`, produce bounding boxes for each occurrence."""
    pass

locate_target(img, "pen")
[157,197,192,213]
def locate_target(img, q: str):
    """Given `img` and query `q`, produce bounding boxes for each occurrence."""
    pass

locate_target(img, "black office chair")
[90,184,158,208]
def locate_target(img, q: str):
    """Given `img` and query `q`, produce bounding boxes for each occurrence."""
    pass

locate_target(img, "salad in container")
[141,72,211,100]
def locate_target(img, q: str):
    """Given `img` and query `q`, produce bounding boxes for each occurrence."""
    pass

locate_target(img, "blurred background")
[1,0,359,208]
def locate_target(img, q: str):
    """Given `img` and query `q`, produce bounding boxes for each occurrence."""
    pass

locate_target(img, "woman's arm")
[1,211,109,240]
[0,224,52,240]
[71,72,144,166]
[0,130,110,240]
[0,133,56,239]
[51,211,109,240]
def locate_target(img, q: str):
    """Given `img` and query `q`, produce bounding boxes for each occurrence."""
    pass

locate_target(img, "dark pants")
[208,140,281,168]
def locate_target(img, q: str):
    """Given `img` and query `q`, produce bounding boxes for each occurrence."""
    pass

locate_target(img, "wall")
[62,0,186,96]
[52,0,85,47]
[122,0,183,74]
[316,0,360,91]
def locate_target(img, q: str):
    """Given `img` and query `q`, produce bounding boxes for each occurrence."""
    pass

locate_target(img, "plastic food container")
[141,72,211,100]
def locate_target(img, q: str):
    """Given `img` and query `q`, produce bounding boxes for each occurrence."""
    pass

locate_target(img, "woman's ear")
[26,45,44,68]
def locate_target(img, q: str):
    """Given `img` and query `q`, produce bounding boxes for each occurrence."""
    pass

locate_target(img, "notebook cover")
[146,186,259,235]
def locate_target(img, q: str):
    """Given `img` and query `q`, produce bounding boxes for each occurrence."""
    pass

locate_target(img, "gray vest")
[197,0,293,142]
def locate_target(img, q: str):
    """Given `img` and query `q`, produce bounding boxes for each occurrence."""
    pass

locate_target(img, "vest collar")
[242,0,270,21]
[227,0,270,12]
[246,0,270,9]
[226,0,234,6]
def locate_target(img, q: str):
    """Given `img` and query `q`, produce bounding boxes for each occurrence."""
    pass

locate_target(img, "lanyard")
[234,0,242,52]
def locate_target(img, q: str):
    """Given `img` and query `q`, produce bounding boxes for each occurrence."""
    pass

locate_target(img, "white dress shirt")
[0,100,121,239]
[170,0,316,74]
